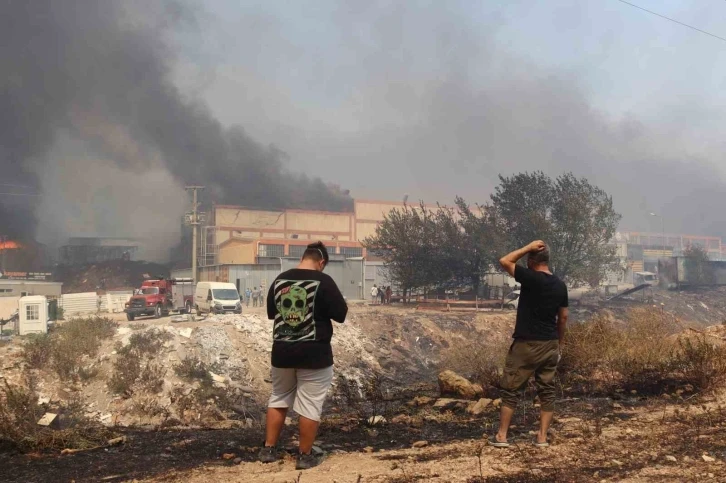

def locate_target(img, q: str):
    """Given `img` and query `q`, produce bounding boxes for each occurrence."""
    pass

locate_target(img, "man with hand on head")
[491,240,568,448]
[258,241,348,470]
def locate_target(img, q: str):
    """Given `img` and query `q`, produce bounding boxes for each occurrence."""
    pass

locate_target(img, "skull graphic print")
[273,279,320,341]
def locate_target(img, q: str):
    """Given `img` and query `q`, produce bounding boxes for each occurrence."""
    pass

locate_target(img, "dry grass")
[0,380,115,452]
[436,308,726,398]
[561,307,726,395]
[439,337,509,392]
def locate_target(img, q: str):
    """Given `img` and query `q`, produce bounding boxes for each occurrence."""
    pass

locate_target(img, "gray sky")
[176,0,726,236]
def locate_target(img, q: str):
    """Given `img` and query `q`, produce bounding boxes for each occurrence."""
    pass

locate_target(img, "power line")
[616,0,726,43]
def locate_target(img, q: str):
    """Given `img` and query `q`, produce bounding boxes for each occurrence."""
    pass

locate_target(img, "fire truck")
[124,277,194,321]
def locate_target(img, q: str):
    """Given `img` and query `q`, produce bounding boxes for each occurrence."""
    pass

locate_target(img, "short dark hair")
[528,245,550,265]
[302,241,329,265]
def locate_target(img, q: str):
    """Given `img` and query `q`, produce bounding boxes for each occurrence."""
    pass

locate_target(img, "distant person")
[386,286,392,304]
[257,287,265,307]
[245,288,252,307]
[259,241,348,470]
[491,240,568,449]
[252,287,259,307]
[379,285,385,304]
[370,284,378,304]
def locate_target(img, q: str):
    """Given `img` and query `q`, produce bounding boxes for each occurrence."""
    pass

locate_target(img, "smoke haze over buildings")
[2,0,726,261]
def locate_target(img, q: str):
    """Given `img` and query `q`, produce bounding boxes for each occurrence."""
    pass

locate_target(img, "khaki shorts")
[268,366,334,422]
[500,339,559,412]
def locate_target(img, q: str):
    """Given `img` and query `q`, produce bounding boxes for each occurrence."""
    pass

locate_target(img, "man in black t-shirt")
[490,240,569,449]
[258,241,348,470]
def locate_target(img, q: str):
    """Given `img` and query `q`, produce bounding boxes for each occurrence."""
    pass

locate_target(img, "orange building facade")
[208,200,438,265]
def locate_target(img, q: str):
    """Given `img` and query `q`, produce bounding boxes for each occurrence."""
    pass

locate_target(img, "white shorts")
[268,366,334,422]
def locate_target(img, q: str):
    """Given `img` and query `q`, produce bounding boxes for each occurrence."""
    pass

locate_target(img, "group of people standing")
[243,286,264,307]
[370,284,392,305]
[258,239,568,471]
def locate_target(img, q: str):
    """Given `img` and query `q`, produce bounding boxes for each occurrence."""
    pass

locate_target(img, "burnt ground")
[0,416,488,482]
[4,393,725,483]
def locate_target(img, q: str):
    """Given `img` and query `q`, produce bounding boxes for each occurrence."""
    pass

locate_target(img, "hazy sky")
[169,0,726,236]
[4,0,726,261]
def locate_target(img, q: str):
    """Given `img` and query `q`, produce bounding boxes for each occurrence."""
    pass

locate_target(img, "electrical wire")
[616,0,726,43]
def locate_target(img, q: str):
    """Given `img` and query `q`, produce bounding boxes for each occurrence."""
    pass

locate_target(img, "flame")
[0,240,21,250]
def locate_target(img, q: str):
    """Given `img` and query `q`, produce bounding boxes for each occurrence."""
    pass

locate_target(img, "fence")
[99,291,133,313]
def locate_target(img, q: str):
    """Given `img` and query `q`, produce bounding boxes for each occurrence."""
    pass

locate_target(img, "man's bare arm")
[557,307,568,347]
[498,240,546,277]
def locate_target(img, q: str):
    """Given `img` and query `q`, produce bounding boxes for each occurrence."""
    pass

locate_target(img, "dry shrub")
[439,337,509,391]
[23,333,53,368]
[174,356,212,383]
[22,317,117,380]
[673,335,726,391]
[108,329,170,395]
[0,381,114,452]
[562,308,696,394]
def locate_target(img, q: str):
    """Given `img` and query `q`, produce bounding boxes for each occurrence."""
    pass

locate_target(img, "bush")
[21,317,117,380]
[23,334,53,368]
[174,356,212,383]
[108,351,142,395]
[673,335,726,392]
[108,329,171,395]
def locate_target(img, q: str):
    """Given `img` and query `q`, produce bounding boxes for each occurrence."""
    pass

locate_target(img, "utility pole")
[185,186,205,286]
[0,235,6,275]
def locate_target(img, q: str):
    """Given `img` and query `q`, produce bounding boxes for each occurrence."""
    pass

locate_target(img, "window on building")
[340,246,363,258]
[258,244,284,258]
[26,304,39,321]
[288,245,307,258]
[20,291,28,297]
[0,288,11,293]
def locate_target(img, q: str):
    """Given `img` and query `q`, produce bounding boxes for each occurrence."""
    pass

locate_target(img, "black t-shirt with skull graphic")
[267,268,348,369]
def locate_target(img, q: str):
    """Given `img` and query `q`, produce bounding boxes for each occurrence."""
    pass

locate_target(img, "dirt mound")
[56,260,170,293]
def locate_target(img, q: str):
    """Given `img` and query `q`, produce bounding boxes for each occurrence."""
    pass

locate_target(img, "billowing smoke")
[0,0,351,260]
[201,1,726,239]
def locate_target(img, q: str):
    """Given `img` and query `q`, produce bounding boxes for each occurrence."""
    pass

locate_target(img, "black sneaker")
[258,445,280,463]
[295,447,326,470]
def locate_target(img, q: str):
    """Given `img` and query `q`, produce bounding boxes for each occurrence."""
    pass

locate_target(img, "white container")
[19,295,48,335]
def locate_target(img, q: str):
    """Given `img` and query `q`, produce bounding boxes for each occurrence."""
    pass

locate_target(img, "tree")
[444,197,505,294]
[683,244,715,286]
[363,203,444,301]
[489,172,621,286]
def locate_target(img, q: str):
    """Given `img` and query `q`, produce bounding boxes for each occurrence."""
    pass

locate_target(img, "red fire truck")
[124,277,194,321]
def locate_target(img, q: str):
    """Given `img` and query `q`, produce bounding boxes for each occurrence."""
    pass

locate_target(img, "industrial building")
[0,280,62,298]
[173,197,726,297]
[59,237,140,265]
[173,199,418,299]
[615,231,725,282]
[201,199,425,266]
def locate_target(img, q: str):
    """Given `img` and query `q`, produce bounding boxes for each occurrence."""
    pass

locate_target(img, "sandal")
[488,436,510,448]
[532,438,550,448]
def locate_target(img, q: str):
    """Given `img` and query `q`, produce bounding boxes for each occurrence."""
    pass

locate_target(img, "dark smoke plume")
[0,1,351,257]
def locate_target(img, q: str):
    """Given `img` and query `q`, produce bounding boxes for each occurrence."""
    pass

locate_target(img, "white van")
[194,282,242,315]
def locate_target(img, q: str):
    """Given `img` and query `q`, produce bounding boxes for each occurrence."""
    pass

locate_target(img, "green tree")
[364,203,444,301]
[489,172,621,286]
[683,244,714,285]
[443,197,505,294]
